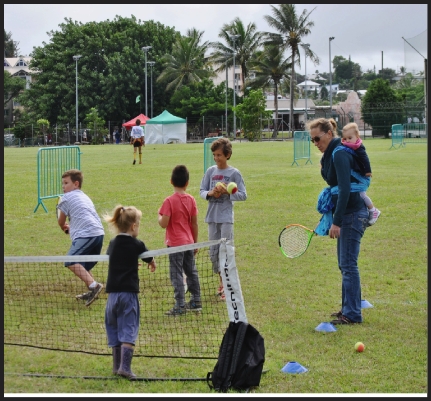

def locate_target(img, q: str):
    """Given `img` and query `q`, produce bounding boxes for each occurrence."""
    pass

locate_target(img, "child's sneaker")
[368,208,381,225]
[185,300,202,311]
[85,283,104,307]
[165,305,187,316]
[75,291,92,301]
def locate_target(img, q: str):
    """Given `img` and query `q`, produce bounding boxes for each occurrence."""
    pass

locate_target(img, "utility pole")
[329,37,335,115]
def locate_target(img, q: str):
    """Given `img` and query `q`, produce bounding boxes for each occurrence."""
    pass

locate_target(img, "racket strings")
[279,226,312,258]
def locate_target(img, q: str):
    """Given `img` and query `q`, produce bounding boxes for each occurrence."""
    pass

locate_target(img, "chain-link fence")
[315,102,427,140]
[5,107,427,147]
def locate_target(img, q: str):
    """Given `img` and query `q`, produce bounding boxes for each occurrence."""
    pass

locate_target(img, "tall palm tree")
[209,17,264,92]
[264,4,319,131]
[247,45,292,138]
[157,28,214,92]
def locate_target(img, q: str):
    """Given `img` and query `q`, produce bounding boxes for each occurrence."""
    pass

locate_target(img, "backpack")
[207,321,265,393]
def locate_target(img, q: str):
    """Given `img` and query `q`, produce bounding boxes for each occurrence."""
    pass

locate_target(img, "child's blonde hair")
[103,205,142,234]
[342,122,360,138]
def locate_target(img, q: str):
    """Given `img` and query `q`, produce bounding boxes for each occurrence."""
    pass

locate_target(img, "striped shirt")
[58,189,104,241]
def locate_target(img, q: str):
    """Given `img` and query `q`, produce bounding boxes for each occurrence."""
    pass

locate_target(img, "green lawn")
[4,139,427,394]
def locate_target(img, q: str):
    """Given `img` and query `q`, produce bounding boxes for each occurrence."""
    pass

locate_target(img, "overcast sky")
[4,4,428,75]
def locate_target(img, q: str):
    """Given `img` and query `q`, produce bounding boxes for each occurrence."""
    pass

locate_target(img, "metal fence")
[5,110,427,146]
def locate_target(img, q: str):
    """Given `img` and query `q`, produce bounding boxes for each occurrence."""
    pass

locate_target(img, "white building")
[297,80,321,93]
[4,56,34,125]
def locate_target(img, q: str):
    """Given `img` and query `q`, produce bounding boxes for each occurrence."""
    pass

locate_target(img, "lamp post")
[147,61,155,118]
[300,43,310,120]
[73,55,82,142]
[230,34,240,137]
[329,37,335,115]
[142,46,152,117]
[225,60,228,135]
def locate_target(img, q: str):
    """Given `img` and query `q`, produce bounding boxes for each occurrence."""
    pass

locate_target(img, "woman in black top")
[307,118,369,325]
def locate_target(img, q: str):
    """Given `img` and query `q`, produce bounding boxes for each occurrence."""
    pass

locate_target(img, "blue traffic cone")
[281,361,308,374]
[361,299,373,308]
[315,322,337,332]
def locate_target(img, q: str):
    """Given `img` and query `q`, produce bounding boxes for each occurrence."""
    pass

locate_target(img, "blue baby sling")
[314,146,371,236]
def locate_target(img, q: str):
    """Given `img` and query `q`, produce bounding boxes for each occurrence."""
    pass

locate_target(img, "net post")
[219,239,248,323]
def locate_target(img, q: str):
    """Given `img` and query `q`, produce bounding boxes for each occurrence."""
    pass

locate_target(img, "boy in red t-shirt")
[158,165,202,316]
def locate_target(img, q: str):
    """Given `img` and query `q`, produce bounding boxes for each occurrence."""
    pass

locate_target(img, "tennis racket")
[278,224,315,258]
[56,196,69,234]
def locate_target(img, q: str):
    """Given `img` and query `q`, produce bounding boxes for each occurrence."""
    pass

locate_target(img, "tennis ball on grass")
[227,182,238,194]
[355,342,365,352]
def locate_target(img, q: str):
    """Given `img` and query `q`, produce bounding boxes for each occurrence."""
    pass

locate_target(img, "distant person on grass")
[158,165,202,316]
[130,119,145,164]
[103,205,157,379]
[199,138,247,301]
[114,128,121,144]
[56,169,104,307]
[341,122,381,225]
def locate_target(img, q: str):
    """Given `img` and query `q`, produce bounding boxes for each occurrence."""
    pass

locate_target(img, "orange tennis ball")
[355,342,365,352]
[216,182,226,189]
[227,182,238,194]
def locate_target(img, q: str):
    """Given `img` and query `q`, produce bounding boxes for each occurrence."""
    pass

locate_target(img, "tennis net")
[4,239,244,359]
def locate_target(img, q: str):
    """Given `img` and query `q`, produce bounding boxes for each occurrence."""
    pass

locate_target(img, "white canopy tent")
[145,110,187,144]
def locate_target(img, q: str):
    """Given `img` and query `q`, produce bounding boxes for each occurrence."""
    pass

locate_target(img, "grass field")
[4,139,427,394]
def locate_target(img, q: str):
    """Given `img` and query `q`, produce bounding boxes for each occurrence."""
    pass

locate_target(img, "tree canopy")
[4,70,25,107]
[264,4,318,133]
[156,28,214,93]
[17,16,179,128]
[4,29,20,57]
[361,78,402,137]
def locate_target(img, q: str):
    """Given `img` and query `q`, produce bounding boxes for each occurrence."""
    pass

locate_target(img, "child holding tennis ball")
[103,205,157,378]
[199,137,247,300]
[57,169,105,307]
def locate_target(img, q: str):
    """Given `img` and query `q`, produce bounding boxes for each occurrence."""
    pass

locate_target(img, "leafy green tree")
[234,89,271,141]
[157,28,213,93]
[4,70,25,107]
[332,55,346,70]
[209,17,264,91]
[36,119,50,139]
[12,110,35,141]
[361,78,402,137]
[17,16,178,127]
[169,78,226,120]
[362,69,378,82]
[320,86,328,100]
[264,4,319,134]
[4,29,20,57]
[393,74,425,118]
[84,107,107,144]
[379,68,396,82]
[279,76,299,99]
[334,56,361,81]
[247,45,292,138]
